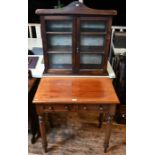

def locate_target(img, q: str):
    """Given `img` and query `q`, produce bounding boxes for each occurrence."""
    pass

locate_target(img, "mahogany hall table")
[33,77,119,153]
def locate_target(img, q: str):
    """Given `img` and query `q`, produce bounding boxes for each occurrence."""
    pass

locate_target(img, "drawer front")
[43,104,77,112]
[42,104,110,113]
[78,104,109,112]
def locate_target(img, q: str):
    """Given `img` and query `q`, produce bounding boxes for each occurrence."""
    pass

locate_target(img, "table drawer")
[43,104,77,112]
[78,104,109,112]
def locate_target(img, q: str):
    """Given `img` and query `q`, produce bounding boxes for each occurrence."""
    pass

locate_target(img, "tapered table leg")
[98,112,103,128]
[38,115,47,153]
[104,115,113,153]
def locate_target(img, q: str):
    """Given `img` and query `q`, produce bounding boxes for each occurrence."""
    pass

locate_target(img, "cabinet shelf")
[46,69,72,75]
[81,29,106,35]
[46,27,72,33]
[47,46,72,53]
[80,64,102,69]
[81,28,106,32]
[80,52,104,54]
[47,51,72,54]
[80,46,104,53]
[48,64,72,69]
[81,32,106,35]
[46,31,72,35]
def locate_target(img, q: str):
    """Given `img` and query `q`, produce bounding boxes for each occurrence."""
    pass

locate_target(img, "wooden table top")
[33,77,119,104]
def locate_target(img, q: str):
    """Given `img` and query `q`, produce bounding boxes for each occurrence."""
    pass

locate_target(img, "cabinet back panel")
[80,54,103,65]
[80,35,104,46]
[81,21,106,32]
[48,53,72,65]
[46,21,72,32]
[47,35,72,46]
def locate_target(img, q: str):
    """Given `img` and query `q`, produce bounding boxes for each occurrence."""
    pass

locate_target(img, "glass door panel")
[80,53,103,69]
[46,20,72,33]
[78,19,107,71]
[45,18,73,70]
[81,20,106,33]
[47,34,72,51]
[48,53,72,69]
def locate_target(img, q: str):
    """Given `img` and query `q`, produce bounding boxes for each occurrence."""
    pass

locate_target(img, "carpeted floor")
[28,112,126,155]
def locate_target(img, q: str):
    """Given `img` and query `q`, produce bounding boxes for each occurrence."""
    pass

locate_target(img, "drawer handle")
[65,106,70,110]
[48,107,54,110]
[83,106,87,110]
[99,106,103,110]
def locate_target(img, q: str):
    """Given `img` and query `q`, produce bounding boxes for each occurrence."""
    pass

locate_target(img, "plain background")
[0,0,155,155]
[28,0,126,26]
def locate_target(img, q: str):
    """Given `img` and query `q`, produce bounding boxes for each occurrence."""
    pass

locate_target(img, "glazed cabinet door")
[41,16,75,74]
[76,17,112,75]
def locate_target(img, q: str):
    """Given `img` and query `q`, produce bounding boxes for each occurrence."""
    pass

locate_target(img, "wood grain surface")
[33,77,119,104]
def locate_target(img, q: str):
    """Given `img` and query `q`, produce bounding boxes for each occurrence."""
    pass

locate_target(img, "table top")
[33,77,119,105]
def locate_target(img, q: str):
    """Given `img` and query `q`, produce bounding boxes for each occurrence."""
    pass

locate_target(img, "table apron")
[36,104,116,115]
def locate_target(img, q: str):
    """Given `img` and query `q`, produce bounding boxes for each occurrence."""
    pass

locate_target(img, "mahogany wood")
[33,1,118,153]
[38,115,47,153]
[98,112,103,128]
[104,115,113,153]
[36,1,117,75]
[33,77,119,153]
[40,16,48,73]
[103,18,112,72]
[33,77,119,104]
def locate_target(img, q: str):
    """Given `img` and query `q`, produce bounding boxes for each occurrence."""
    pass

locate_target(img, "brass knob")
[65,106,69,110]
[49,106,54,110]
[83,106,87,110]
[100,107,103,110]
